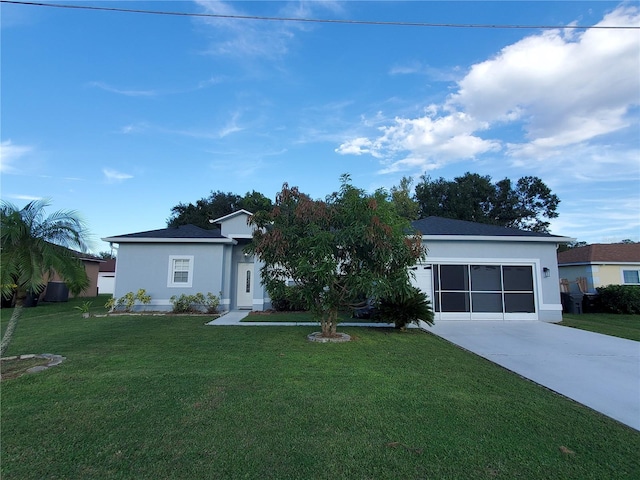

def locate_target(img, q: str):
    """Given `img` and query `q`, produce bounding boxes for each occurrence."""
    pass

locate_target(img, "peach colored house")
[43,251,104,300]
[557,243,640,294]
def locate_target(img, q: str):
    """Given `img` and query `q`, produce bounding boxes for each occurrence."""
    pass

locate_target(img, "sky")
[1,0,639,254]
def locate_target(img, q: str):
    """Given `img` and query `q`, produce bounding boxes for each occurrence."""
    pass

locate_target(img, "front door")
[236,263,254,309]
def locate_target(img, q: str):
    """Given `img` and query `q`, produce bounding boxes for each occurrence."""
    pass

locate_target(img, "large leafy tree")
[248,176,424,338]
[415,172,559,232]
[390,176,419,221]
[167,190,273,229]
[1,200,90,355]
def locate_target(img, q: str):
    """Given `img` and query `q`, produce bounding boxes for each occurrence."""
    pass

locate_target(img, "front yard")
[1,300,639,479]
[559,313,640,341]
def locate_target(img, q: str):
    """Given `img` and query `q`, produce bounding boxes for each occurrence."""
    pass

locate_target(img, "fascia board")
[212,209,253,224]
[102,237,237,245]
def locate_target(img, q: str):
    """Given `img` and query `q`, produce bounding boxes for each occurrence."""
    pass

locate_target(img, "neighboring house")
[103,211,571,322]
[557,243,640,294]
[98,258,116,295]
[43,250,104,300]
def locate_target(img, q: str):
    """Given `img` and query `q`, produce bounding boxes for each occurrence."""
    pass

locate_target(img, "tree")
[1,200,90,356]
[415,172,560,232]
[167,190,273,229]
[248,176,424,338]
[389,176,419,221]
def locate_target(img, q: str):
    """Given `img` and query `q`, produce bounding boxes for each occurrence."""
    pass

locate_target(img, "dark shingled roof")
[558,243,640,264]
[410,216,561,238]
[108,224,225,240]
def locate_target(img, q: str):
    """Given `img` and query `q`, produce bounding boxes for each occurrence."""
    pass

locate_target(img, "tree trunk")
[0,305,23,357]
[320,309,339,337]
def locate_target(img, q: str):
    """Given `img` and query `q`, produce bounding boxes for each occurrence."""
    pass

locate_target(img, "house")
[557,243,640,294]
[42,251,104,301]
[103,211,571,322]
[103,210,268,312]
[97,258,116,295]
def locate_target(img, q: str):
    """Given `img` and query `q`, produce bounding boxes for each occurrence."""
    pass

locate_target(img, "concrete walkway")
[424,321,640,431]
[206,310,393,328]
[207,312,639,430]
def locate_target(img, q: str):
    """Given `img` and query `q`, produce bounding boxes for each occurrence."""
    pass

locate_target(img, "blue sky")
[2,1,639,254]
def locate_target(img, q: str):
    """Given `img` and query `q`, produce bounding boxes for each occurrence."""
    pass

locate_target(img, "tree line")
[169,172,560,233]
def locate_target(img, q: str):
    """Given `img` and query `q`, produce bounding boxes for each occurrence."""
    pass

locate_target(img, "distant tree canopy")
[414,172,560,233]
[167,190,273,229]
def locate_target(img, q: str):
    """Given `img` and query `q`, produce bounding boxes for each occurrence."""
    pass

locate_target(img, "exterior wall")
[558,265,594,293]
[46,260,101,298]
[114,243,226,311]
[220,214,253,238]
[559,263,640,292]
[421,239,563,322]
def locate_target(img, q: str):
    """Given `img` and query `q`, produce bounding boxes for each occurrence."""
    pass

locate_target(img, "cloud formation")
[0,140,33,173]
[103,168,133,183]
[337,5,640,177]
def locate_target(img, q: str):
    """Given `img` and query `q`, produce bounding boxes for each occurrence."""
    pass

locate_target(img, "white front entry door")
[236,263,254,309]
[410,264,433,300]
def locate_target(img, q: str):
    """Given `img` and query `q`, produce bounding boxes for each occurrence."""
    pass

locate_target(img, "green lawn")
[560,313,640,341]
[1,300,639,479]
[243,311,369,323]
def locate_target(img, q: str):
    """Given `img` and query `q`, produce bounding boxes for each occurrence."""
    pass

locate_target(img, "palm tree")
[1,200,90,356]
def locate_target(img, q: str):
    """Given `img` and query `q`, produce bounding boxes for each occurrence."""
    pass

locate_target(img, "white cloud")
[0,140,33,173]
[449,5,639,155]
[89,81,157,97]
[194,0,342,59]
[337,5,640,178]
[103,168,133,183]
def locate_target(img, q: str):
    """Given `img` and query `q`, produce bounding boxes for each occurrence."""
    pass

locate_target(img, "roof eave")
[420,235,575,243]
[102,237,237,245]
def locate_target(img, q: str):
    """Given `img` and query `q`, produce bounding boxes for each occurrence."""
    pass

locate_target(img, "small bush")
[170,292,220,314]
[105,289,152,312]
[375,286,434,330]
[269,284,308,311]
[595,285,640,314]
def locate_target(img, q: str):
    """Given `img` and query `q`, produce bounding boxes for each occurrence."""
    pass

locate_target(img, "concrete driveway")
[423,321,640,431]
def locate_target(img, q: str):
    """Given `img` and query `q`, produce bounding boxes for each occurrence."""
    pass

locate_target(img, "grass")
[243,310,372,323]
[560,313,640,341]
[1,299,639,479]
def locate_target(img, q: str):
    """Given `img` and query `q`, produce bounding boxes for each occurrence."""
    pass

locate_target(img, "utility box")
[43,282,69,302]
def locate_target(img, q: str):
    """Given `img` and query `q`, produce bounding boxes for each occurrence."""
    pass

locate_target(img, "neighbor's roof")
[558,243,640,265]
[99,258,116,272]
[102,224,235,244]
[411,216,570,241]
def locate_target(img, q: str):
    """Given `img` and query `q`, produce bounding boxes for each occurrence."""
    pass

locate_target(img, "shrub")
[375,286,434,330]
[595,285,640,314]
[105,289,152,312]
[268,284,308,312]
[170,292,220,314]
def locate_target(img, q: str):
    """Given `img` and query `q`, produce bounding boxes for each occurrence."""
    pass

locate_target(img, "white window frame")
[621,269,640,285]
[167,255,194,288]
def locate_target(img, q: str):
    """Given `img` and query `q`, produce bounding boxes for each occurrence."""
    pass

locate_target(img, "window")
[168,255,194,287]
[623,270,640,284]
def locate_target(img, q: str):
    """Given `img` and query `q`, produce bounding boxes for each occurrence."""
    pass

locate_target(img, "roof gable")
[558,243,640,264]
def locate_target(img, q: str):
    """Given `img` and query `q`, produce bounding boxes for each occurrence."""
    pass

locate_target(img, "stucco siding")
[114,243,225,311]
[422,239,563,322]
[220,215,253,238]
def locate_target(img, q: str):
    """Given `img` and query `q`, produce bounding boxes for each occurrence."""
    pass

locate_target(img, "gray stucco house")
[103,211,571,322]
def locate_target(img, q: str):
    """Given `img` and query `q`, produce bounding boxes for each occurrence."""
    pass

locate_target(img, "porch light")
[543,267,550,278]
